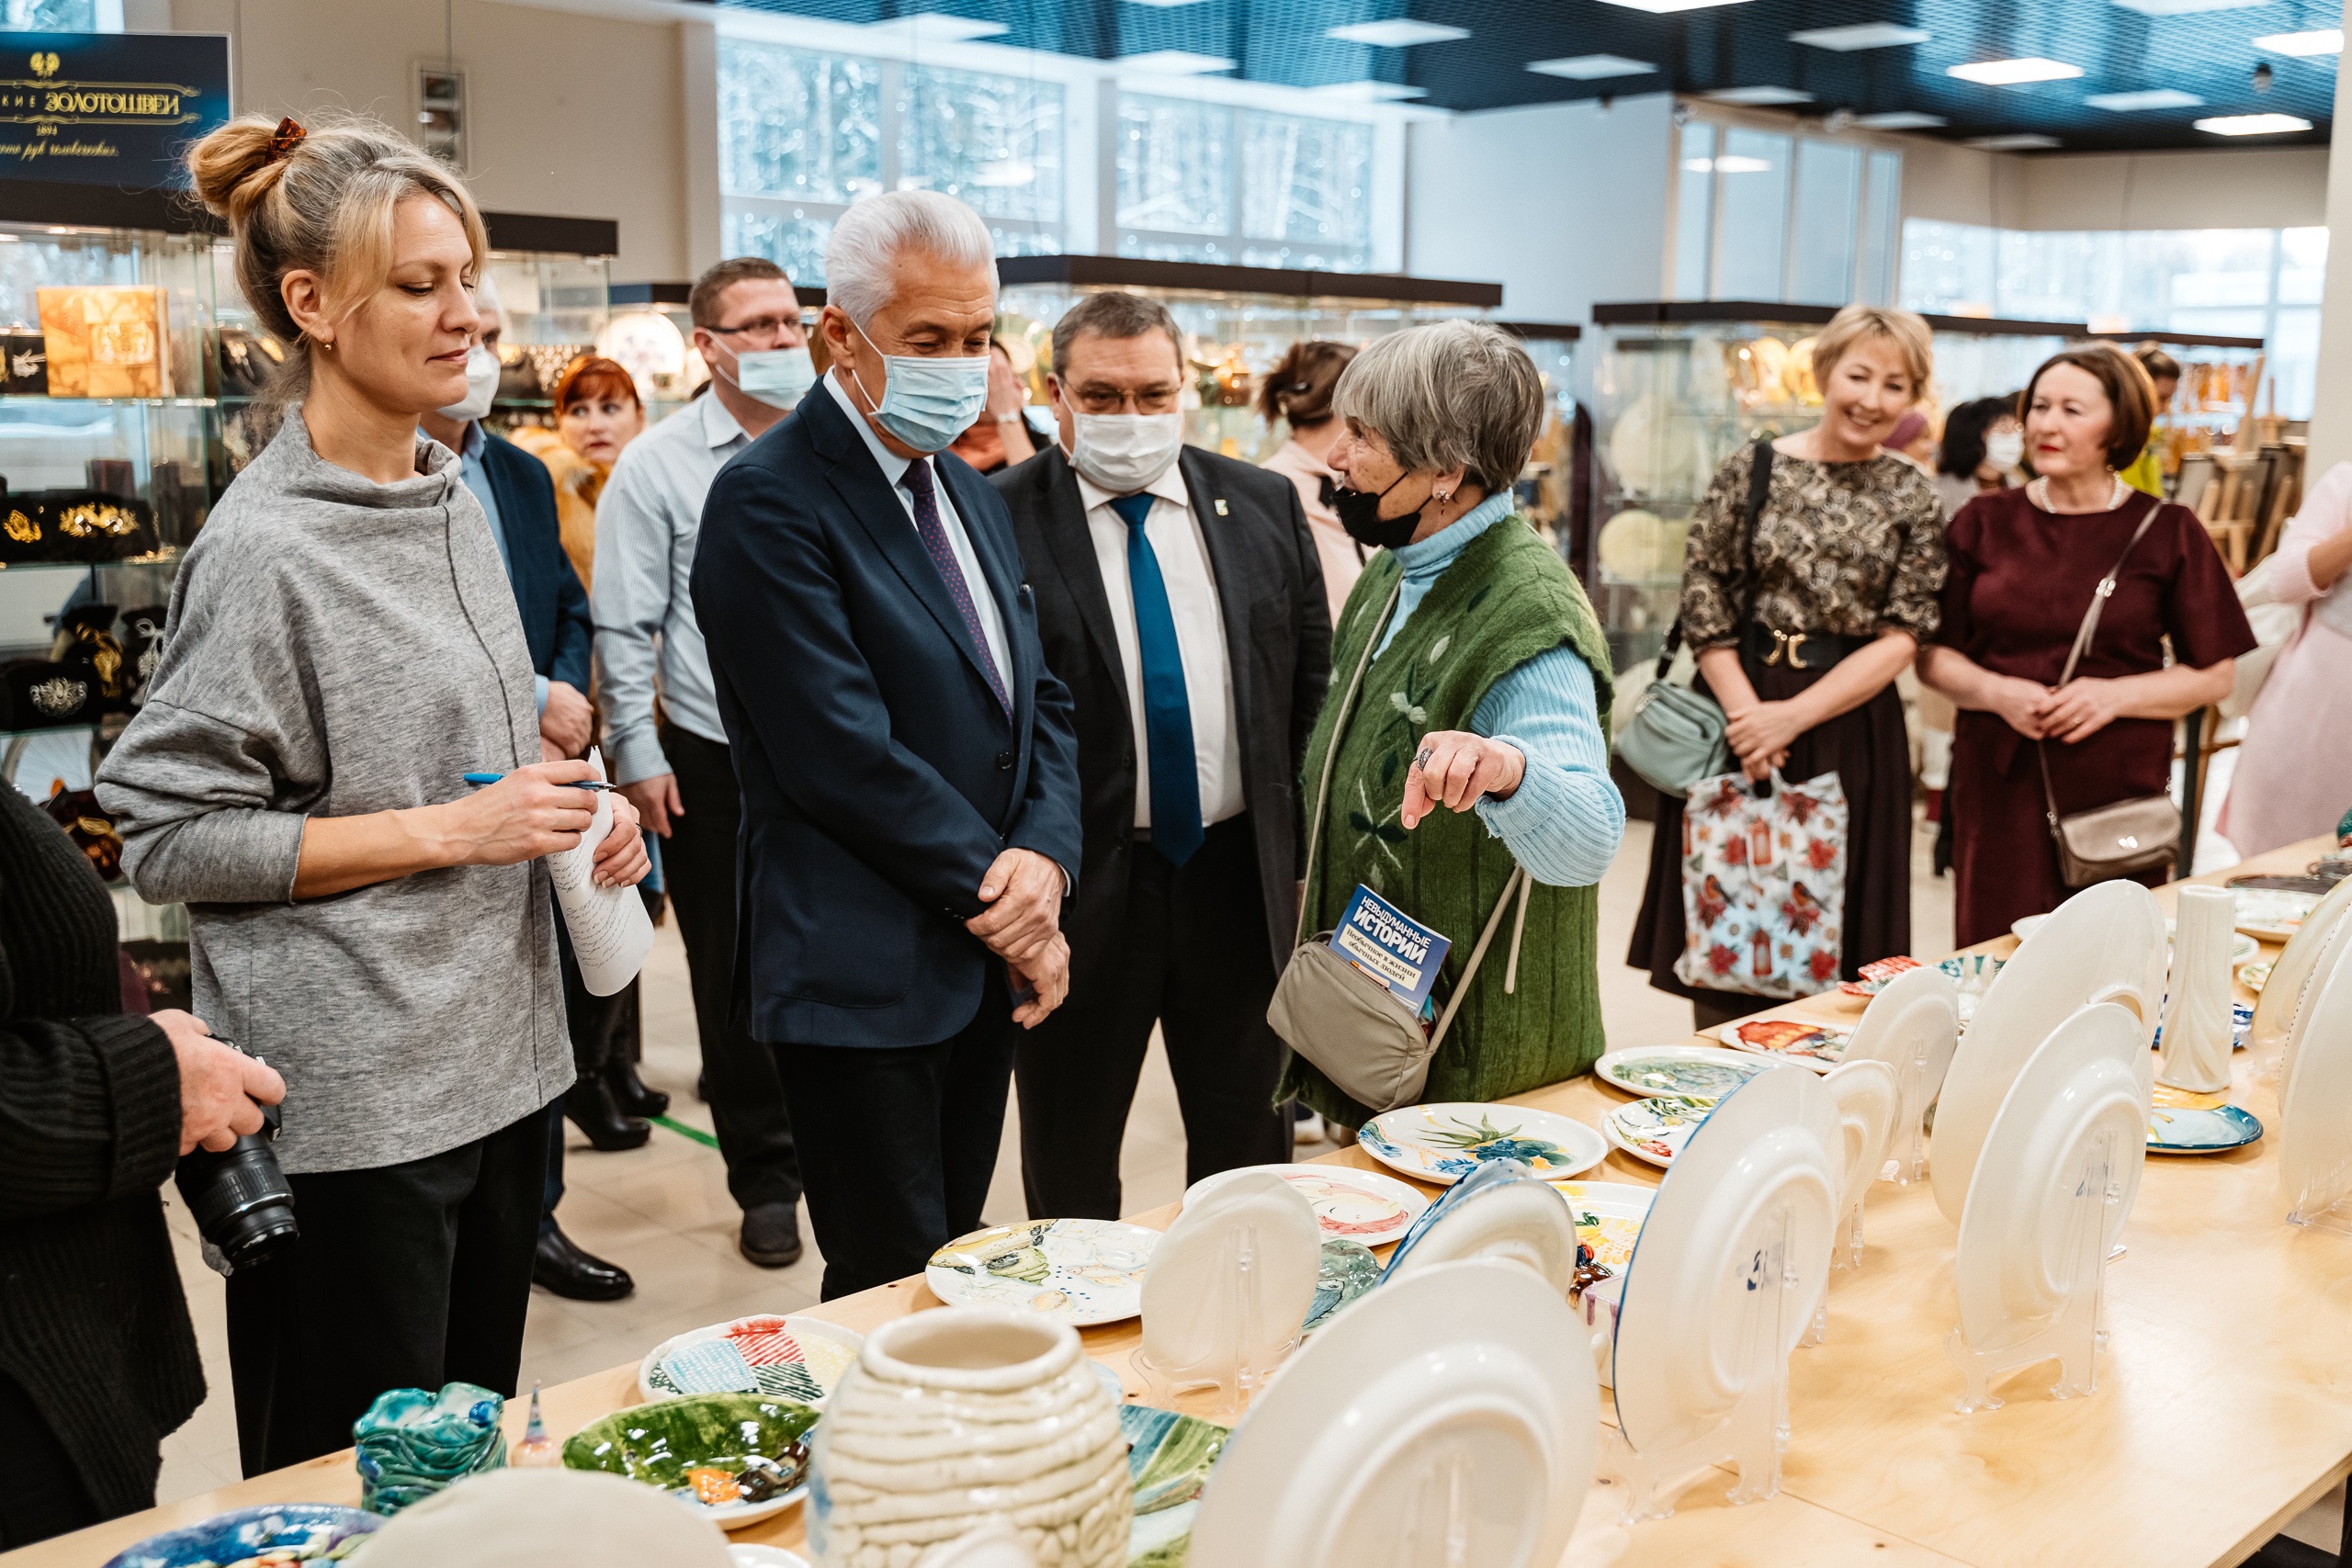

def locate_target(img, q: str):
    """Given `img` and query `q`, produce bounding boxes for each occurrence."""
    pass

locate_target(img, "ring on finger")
[1413,746,1435,770]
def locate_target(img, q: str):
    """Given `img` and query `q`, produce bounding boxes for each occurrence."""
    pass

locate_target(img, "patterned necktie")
[901,457,1010,717]
[1109,491,1203,866]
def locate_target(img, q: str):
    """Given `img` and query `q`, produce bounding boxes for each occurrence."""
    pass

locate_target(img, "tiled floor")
[158,810,2340,1550]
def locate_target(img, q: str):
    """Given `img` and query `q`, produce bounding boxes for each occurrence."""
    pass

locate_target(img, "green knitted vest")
[1283,515,1617,1127]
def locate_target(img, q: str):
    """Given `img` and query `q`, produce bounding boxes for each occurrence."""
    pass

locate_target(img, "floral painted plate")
[2234,888,2322,944]
[563,1393,820,1530]
[1359,1102,1608,1186]
[1593,1043,1778,1100]
[2146,1084,2264,1154]
[1182,1162,1430,1247]
[103,1506,382,1568]
[1602,1097,1713,1168]
[2240,959,2274,995]
[1547,1179,1657,1268]
[638,1314,865,1405]
[925,1218,1159,1325]
[1840,953,2007,1000]
[1305,1237,1379,1334]
[1713,1016,1854,1071]
[1122,1403,1229,1567]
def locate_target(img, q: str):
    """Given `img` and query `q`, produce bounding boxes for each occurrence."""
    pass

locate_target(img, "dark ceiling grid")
[718,0,2339,149]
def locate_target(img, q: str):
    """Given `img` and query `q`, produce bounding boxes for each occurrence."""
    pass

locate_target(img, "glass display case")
[479,219,616,441]
[1496,321,1580,557]
[995,256,1500,466]
[1585,301,2077,674]
[2090,330,2267,487]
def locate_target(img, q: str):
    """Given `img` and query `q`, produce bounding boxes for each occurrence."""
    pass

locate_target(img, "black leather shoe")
[696,1070,709,1103]
[606,1057,670,1120]
[534,1224,634,1301]
[739,1201,804,1269]
[564,1077,650,1152]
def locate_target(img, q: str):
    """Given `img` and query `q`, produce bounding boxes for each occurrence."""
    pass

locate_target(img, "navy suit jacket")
[691,383,1083,1049]
[478,430,592,688]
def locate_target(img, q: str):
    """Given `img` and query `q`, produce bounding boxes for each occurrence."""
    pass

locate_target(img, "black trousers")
[769,967,1017,1301]
[0,1371,98,1548]
[1015,814,1288,1220]
[544,914,642,1233]
[224,1106,547,1475]
[662,722,801,1213]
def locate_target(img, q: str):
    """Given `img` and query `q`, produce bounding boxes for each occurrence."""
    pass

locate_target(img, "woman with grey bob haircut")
[1282,320,1626,1131]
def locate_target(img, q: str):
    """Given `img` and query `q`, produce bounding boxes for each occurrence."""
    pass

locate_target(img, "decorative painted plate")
[1601,1097,1714,1168]
[1713,1016,1854,1070]
[1592,1043,1777,1100]
[1359,1102,1608,1185]
[2151,1001,2255,1054]
[1841,954,2006,1025]
[2235,887,2323,943]
[1548,1179,1657,1268]
[1182,1162,1430,1247]
[2240,959,2274,995]
[563,1393,819,1530]
[1121,1403,1229,1567]
[1305,1237,1379,1334]
[638,1314,865,1406]
[2146,1084,2264,1154]
[925,1218,1158,1325]
[103,1506,383,1568]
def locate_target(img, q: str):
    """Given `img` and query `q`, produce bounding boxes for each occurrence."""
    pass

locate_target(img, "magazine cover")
[1330,883,1452,1011]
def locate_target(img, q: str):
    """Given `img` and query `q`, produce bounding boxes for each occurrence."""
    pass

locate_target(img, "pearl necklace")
[2029,474,2130,513]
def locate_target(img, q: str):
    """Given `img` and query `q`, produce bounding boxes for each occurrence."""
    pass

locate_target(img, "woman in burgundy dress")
[1921,344,2253,948]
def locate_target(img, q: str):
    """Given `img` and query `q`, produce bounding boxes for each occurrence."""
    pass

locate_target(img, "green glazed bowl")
[562,1393,820,1529]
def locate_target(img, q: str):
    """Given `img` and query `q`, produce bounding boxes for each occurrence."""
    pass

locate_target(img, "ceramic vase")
[808,1308,1132,1568]
[353,1382,506,1516]
[2159,886,2237,1093]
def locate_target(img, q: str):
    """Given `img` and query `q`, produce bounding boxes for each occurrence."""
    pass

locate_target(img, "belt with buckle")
[1743,624,1869,672]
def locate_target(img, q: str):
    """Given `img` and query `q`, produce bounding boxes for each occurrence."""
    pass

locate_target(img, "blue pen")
[461,772,616,792]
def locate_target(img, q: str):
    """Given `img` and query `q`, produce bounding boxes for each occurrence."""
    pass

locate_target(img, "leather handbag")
[2040,497,2180,887]
[1611,438,1772,795]
[1266,581,1532,1115]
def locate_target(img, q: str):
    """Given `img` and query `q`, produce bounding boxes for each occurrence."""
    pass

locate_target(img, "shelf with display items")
[2086,330,2267,487]
[1585,300,2080,677]
[1496,321,1582,561]
[994,255,1501,468]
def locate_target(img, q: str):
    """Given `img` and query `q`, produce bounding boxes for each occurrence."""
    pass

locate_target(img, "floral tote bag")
[1674,768,1850,1000]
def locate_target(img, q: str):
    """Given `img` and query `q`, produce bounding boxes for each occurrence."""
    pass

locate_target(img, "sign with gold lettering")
[0,32,229,187]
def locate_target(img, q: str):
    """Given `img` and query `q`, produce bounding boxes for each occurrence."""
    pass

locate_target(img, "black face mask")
[1332,472,1427,550]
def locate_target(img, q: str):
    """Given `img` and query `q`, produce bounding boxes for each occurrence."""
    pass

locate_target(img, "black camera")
[172,1039,298,1270]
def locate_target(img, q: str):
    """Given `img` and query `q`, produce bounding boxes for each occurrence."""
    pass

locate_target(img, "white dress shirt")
[820,370,1012,699]
[1074,456,1244,829]
[592,392,749,784]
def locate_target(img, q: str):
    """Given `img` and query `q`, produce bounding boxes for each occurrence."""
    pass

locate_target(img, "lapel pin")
[1214,498,1228,516]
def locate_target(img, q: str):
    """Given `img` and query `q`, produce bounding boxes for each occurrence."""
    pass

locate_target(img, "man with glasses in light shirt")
[593,257,811,1269]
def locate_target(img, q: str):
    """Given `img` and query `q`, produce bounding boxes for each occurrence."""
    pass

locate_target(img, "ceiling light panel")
[1964,133,2062,149]
[1854,110,1947,129]
[1790,23,1930,51]
[1526,53,1658,80]
[1117,50,1237,74]
[1326,19,1470,47]
[2195,112,2314,134]
[859,12,1007,42]
[1705,85,1815,105]
[2254,28,2343,56]
[2085,88,2205,110]
[1594,0,1755,13]
[1947,58,2085,85]
[2110,0,2266,12]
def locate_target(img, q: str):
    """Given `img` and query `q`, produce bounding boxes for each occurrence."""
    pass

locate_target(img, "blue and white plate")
[1359,1102,1607,1186]
[103,1506,382,1568]
[2147,1085,2263,1154]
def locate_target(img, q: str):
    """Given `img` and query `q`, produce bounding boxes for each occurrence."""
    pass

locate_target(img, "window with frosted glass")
[1856,151,1900,306]
[900,65,1064,230]
[1672,123,1714,299]
[1995,230,2101,323]
[1712,130,1789,300]
[722,209,834,291]
[1118,95,1231,237]
[5,0,99,28]
[718,40,882,206]
[1238,110,1371,251]
[1900,220,1996,314]
[1787,141,1860,306]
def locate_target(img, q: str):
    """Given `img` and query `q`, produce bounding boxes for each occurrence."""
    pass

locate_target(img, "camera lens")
[175,1094,299,1271]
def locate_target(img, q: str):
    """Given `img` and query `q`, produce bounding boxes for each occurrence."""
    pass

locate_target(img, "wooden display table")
[9,838,2339,1568]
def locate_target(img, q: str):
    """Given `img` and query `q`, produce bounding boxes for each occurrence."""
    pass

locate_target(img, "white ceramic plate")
[730,1548,809,1568]
[2234,887,2323,943]
[924,1219,1159,1325]
[1593,1044,1781,1100]
[1383,1173,1578,1292]
[1712,1016,1854,1071]
[1182,1163,1430,1247]
[637,1314,865,1406]
[1601,1096,1713,1168]
[1548,1179,1657,1269]
[2040,912,2262,969]
[1358,1102,1607,1186]
[1185,1258,1597,1568]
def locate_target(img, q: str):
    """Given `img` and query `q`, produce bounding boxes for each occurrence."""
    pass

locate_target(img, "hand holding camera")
[158,1010,285,1155]
[164,1016,300,1271]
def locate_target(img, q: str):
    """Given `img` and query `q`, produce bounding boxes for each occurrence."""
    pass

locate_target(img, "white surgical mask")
[724,344,818,410]
[847,320,991,454]
[437,343,498,423]
[1070,412,1184,495]
[1984,430,2025,469]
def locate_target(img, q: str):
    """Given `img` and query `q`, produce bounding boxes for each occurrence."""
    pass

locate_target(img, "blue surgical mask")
[847,320,990,454]
[730,345,817,410]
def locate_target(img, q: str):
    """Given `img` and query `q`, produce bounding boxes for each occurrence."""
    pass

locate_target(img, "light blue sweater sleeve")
[1469,645,1626,886]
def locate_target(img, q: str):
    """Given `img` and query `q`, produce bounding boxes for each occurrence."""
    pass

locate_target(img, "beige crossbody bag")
[1267,581,1532,1115]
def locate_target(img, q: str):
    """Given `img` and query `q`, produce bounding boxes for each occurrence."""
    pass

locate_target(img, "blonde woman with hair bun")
[1629,303,1950,1031]
[95,112,647,1475]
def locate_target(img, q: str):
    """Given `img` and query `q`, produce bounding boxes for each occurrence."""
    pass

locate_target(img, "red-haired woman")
[511,355,645,591]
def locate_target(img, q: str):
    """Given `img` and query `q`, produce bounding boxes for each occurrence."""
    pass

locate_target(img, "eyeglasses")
[705,316,797,338]
[1069,385,1182,416]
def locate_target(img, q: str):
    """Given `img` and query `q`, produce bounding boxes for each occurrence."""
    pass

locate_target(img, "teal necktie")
[1109,491,1203,866]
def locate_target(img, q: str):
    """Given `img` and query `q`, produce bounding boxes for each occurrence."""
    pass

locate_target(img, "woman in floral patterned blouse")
[1630,305,1948,1030]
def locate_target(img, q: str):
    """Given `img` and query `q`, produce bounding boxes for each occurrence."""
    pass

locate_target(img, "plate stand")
[1132,1223,1292,1424]
[2287,1163,2352,1235]
[1389,1434,1481,1566]
[1610,1206,1797,1522]
[1946,1131,2118,1415]
[1886,1044,1938,1187]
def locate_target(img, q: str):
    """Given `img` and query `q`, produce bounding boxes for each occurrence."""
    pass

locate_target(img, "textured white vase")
[2159,886,2237,1093]
[808,1308,1132,1568]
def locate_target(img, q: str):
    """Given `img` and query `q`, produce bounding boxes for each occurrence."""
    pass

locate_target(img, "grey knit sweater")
[96,411,572,1174]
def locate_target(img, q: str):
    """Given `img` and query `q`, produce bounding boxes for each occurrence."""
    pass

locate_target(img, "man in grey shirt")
[593,257,808,1267]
